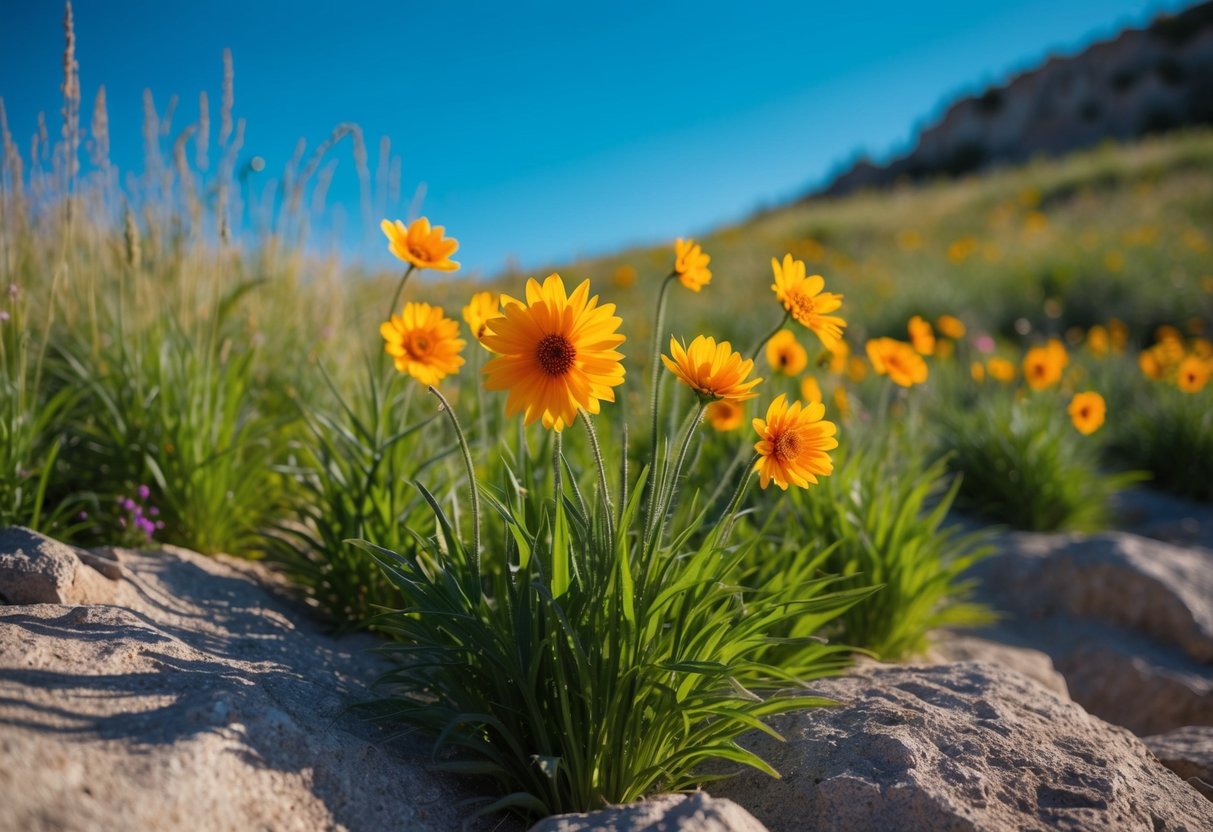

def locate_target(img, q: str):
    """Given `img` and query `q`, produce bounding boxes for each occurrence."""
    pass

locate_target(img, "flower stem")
[579,409,615,544]
[386,264,416,320]
[552,430,564,507]
[646,273,677,526]
[749,308,792,362]
[718,460,759,547]
[650,401,707,552]
[428,385,480,583]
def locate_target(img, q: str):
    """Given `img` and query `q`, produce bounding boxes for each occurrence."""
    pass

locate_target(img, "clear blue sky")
[0,0,1193,275]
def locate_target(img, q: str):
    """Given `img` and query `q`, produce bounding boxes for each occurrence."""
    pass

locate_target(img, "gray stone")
[712,662,1213,832]
[0,526,118,605]
[975,531,1213,664]
[1144,726,1213,801]
[925,631,1069,697]
[0,541,513,832]
[530,793,768,832]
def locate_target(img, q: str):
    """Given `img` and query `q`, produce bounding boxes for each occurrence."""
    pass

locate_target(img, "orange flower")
[766,330,808,376]
[1023,343,1066,390]
[987,357,1016,383]
[1086,325,1109,357]
[1068,391,1106,435]
[380,302,466,385]
[380,217,459,272]
[936,314,966,340]
[1177,356,1209,393]
[770,254,846,349]
[612,264,637,289]
[971,361,986,382]
[662,335,762,402]
[800,375,823,403]
[866,338,928,387]
[462,291,502,342]
[752,394,838,490]
[706,399,745,432]
[908,315,936,355]
[673,239,711,292]
[481,274,625,432]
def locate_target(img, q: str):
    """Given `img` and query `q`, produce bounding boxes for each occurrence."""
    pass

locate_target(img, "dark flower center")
[408,243,430,262]
[406,333,432,359]
[537,333,576,377]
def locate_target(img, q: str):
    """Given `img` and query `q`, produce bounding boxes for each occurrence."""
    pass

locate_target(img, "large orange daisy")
[866,337,928,387]
[752,394,838,490]
[662,335,762,402]
[481,274,625,432]
[380,302,466,386]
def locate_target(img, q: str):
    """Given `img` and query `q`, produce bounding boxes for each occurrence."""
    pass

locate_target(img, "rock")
[0,526,119,605]
[712,662,1213,832]
[0,539,513,832]
[925,631,1069,697]
[975,531,1213,664]
[1144,727,1213,801]
[1112,487,1213,553]
[530,793,768,832]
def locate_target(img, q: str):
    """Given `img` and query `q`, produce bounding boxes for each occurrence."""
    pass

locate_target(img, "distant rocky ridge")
[818,1,1213,197]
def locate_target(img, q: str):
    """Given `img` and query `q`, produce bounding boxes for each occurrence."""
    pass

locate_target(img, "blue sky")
[0,0,1193,274]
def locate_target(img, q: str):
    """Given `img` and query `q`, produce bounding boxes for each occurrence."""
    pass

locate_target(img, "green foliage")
[362,404,871,819]
[939,393,1141,531]
[268,362,448,630]
[1109,383,1213,503]
[781,442,993,660]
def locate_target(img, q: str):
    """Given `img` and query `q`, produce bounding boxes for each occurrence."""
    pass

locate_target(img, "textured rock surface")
[1113,487,1213,553]
[925,631,1069,697]
[977,531,1213,663]
[713,662,1213,832]
[0,536,510,832]
[0,526,120,605]
[1144,727,1213,801]
[530,793,768,832]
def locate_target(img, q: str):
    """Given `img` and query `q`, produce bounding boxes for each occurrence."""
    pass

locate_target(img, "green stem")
[552,430,564,508]
[646,273,678,517]
[651,401,707,552]
[749,308,792,362]
[386,264,416,320]
[428,385,480,583]
[579,409,614,543]
[718,461,759,547]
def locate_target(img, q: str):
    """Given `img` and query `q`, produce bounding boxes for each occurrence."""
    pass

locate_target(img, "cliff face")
[820,2,1213,196]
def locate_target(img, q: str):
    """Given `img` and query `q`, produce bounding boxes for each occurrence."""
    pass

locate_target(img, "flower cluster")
[116,484,164,544]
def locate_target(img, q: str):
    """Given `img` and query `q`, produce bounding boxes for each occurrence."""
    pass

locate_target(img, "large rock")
[713,662,1213,832]
[1112,487,1213,553]
[975,531,1213,664]
[0,539,511,832]
[1144,727,1213,801]
[530,793,768,832]
[925,631,1068,697]
[0,526,119,605]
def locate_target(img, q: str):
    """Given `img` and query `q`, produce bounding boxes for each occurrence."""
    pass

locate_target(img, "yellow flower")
[908,315,936,356]
[987,357,1016,383]
[662,335,762,402]
[1086,325,1110,357]
[770,254,846,349]
[612,264,637,289]
[971,361,986,382]
[1177,356,1209,393]
[866,338,928,387]
[1139,349,1164,380]
[462,291,502,341]
[846,356,868,382]
[1068,391,1106,435]
[1023,343,1065,390]
[673,239,711,292]
[800,375,823,403]
[936,314,966,340]
[752,394,838,490]
[706,399,744,432]
[1108,318,1128,353]
[380,302,466,386]
[766,329,808,376]
[380,217,459,272]
[481,274,625,432]
[825,339,850,374]
[832,386,850,419]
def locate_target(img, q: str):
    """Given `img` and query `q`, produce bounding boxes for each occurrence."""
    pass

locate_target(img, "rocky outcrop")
[967,530,1213,735]
[0,526,121,605]
[531,794,768,832]
[713,662,1213,831]
[819,2,1213,196]
[0,532,507,832]
[925,631,1068,697]
[1144,726,1213,801]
